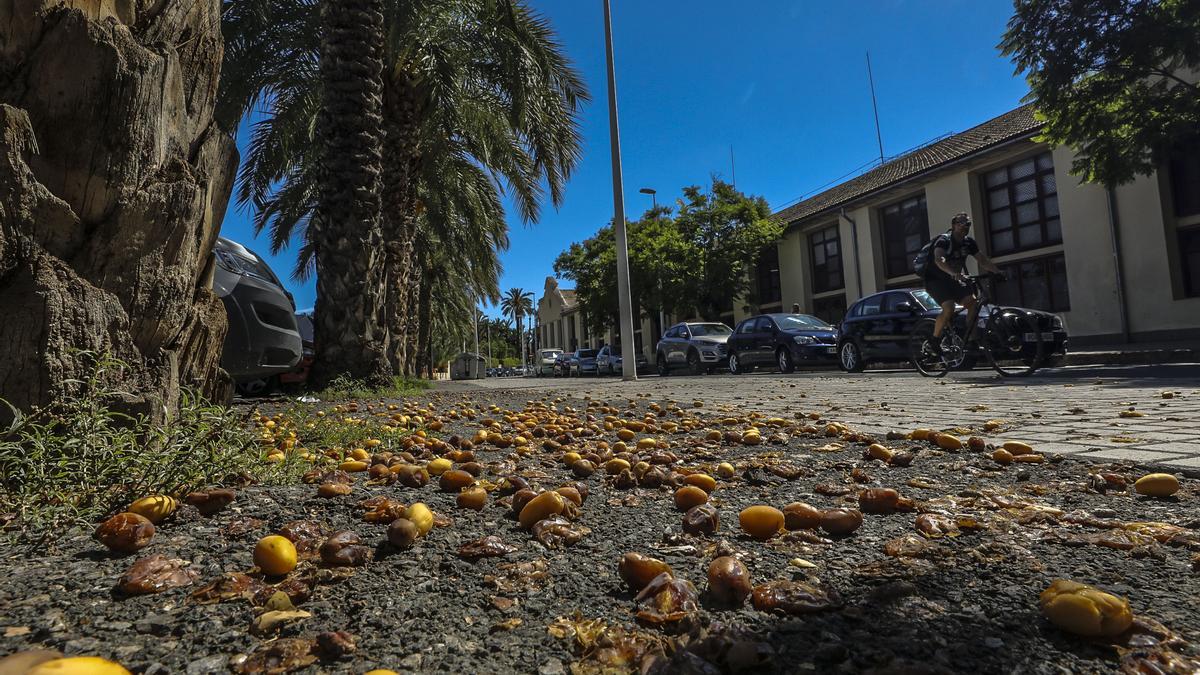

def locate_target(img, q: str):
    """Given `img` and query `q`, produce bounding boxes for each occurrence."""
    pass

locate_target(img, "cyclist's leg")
[932,299,955,339]
[960,292,980,342]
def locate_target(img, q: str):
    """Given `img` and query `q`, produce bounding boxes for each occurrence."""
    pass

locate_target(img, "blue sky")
[219,0,1031,319]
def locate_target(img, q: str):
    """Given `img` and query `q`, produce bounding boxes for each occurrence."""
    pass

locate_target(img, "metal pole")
[487,318,492,369]
[472,294,479,378]
[604,0,637,381]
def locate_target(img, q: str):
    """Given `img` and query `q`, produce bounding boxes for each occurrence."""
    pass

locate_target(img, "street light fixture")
[639,187,656,209]
[603,0,637,382]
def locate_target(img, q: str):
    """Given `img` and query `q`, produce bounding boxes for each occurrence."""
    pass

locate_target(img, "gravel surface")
[2,388,1198,674]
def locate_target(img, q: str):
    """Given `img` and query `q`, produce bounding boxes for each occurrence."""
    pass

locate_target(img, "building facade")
[766,104,1200,345]
[535,276,662,362]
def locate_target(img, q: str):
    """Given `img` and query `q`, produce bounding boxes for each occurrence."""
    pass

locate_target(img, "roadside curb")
[1061,348,1200,367]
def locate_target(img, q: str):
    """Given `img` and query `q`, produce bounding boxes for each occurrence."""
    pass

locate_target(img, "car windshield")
[772,314,833,330]
[688,324,731,337]
[540,350,561,358]
[910,290,940,310]
[577,349,598,358]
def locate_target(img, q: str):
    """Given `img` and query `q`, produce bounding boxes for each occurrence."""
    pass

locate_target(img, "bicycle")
[908,272,1047,378]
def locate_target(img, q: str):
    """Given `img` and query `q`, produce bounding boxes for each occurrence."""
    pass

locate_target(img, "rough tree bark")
[0,1,238,421]
[380,77,422,377]
[310,0,393,389]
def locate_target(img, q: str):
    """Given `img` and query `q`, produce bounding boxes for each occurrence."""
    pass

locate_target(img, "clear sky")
[219,0,1031,320]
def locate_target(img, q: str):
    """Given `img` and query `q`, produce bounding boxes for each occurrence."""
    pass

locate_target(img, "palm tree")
[219,0,586,377]
[500,288,534,370]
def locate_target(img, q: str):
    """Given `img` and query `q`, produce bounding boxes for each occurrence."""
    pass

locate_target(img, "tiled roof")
[773,104,1042,227]
[560,289,577,307]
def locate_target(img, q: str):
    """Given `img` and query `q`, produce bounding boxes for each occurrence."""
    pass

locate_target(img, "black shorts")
[925,273,971,306]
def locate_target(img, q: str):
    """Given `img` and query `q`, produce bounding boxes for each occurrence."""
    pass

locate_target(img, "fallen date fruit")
[319,531,370,567]
[674,485,709,511]
[555,486,582,506]
[457,487,487,511]
[440,470,475,492]
[858,488,901,515]
[118,554,199,595]
[185,489,236,515]
[362,498,407,523]
[532,516,590,548]
[458,535,517,560]
[95,513,155,553]
[739,505,784,540]
[819,509,863,536]
[751,580,840,615]
[1039,579,1133,637]
[914,513,960,539]
[317,482,352,498]
[315,630,357,659]
[387,519,419,550]
[707,556,752,606]
[619,552,674,591]
[511,489,537,515]
[782,502,822,531]
[634,572,699,625]
[682,504,720,536]
[395,465,429,488]
[519,491,566,529]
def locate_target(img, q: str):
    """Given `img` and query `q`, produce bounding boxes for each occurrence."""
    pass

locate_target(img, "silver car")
[536,348,563,376]
[654,322,732,376]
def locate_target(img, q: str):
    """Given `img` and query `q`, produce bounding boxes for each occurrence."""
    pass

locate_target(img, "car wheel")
[728,352,742,375]
[656,355,670,377]
[776,348,795,374]
[236,376,277,398]
[839,341,865,373]
[687,349,703,376]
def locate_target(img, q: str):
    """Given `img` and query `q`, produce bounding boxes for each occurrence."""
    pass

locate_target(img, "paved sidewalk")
[441,363,1200,475]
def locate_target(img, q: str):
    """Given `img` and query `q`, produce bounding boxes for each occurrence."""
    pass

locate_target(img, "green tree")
[219,0,586,376]
[1000,0,1200,186]
[500,288,535,368]
[554,225,618,336]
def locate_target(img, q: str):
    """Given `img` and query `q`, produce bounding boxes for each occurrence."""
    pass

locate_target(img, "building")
[766,103,1200,345]
[535,276,660,362]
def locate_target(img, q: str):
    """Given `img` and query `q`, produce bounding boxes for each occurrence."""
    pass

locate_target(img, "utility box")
[450,353,486,380]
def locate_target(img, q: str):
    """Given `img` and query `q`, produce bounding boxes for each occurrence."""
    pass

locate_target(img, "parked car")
[836,288,1068,372]
[553,352,573,377]
[536,349,564,376]
[655,322,733,376]
[596,343,649,375]
[214,237,303,396]
[726,313,838,374]
[568,348,600,376]
[277,310,314,392]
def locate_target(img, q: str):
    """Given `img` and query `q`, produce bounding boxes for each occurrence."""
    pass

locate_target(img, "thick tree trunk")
[0,1,237,421]
[311,0,392,389]
[380,79,422,376]
[416,270,433,379]
[403,263,422,376]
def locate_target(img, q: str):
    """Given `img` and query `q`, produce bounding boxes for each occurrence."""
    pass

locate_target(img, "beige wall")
[775,140,1200,343]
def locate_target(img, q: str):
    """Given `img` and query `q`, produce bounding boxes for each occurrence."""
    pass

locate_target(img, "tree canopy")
[1000,0,1200,186]
[554,180,780,333]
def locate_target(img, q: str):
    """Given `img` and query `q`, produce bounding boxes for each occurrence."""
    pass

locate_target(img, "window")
[1181,228,1200,297]
[881,292,911,313]
[982,152,1061,255]
[1169,137,1200,218]
[754,317,774,332]
[881,195,929,277]
[811,294,847,326]
[857,295,883,316]
[991,253,1070,312]
[809,225,843,293]
[737,320,756,334]
[756,245,782,304]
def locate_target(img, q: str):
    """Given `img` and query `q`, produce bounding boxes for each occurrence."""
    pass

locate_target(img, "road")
[442,363,1200,475]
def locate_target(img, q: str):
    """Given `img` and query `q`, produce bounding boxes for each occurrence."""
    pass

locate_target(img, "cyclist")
[923,212,1003,355]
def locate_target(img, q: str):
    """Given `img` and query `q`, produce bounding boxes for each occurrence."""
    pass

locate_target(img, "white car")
[536,349,563,376]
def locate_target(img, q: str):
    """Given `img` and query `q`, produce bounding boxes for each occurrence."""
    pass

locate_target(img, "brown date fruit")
[439,469,475,492]
[387,518,420,550]
[751,580,840,614]
[456,487,487,511]
[858,488,901,515]
[707,556,752,605]
[459,461,484,476]
[556,486,583,506]
[782,502,822,530]
[820,508,864,535]
[95,512,155,553]
[498,476,529,495]
[319,530,370,566]
[674,485,709,511]
[317,482,352,498]
[118,554,198,594]
[618,552,673,592]
[682,504,720,536]
[184,488,235,515]
[396,465,430,488]
[511,488,537,515]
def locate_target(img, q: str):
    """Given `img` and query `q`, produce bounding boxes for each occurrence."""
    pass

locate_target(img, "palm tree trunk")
[381,77,422,375]
[417,267,433,379]
[310,0,392,389]
[403,262,422,376]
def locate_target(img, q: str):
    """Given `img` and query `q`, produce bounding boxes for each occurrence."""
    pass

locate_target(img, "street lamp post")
[603,0,637,381]
[639,187,656,209]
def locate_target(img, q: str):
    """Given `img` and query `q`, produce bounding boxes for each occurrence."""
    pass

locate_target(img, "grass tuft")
[0,354,305,541]
[315,374,430,401]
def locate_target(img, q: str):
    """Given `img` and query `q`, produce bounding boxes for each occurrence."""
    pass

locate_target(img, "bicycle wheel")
[908,321,950,378]
[982,309,1044,377]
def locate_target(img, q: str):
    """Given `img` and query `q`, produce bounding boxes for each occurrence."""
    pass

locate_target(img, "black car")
[835,288,1069,372]
[726,313,839,374]
[214,237,303,396]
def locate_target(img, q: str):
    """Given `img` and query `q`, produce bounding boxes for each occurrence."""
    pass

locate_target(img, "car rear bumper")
[219,275,302,381]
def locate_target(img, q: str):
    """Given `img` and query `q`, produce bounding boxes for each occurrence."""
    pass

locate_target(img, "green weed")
[315,374,430,401]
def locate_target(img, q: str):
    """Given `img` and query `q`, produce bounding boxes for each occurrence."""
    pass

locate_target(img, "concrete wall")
[774,140,1200,344]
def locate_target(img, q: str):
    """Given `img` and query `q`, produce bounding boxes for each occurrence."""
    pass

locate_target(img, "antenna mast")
[866,51,885,165]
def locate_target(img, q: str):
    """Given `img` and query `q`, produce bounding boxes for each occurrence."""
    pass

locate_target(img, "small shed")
[450,352,486,380]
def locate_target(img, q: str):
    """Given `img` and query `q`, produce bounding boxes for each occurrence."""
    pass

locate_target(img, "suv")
[654,322,732,376]
[214,237,303,396]
[596,343,649,375]
[536,349,563,376]
[568,348,599,376]
[836,288,1069,372]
